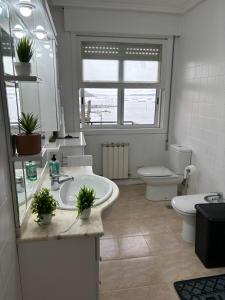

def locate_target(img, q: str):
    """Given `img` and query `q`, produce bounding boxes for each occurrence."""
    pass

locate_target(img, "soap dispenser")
[49,154,60,177]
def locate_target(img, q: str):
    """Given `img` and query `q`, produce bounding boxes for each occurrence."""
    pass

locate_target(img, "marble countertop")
[18,166,119,243]
[44,132,86,150]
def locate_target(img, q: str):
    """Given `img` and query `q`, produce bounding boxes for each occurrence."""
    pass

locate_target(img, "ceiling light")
[33,25,47,40]
[17,0,35,17]
[12,24,25,39]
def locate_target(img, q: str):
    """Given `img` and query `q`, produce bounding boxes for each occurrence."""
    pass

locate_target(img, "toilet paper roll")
[184,165,197,179]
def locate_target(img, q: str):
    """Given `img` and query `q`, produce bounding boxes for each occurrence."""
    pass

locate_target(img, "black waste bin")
[195,203,225,268]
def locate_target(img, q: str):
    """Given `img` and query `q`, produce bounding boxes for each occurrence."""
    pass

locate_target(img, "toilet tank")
[169,144,192,175]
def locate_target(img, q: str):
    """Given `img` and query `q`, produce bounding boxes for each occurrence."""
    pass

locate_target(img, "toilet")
[137,144,192,201]
[172,194,209,243]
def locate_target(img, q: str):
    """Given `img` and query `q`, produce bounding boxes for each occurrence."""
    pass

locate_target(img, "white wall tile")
[173,0,225,194]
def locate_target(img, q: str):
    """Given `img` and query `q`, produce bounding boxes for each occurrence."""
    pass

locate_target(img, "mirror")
[0,0,60,225]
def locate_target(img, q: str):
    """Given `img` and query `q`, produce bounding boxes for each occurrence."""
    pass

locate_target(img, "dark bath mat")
[174,274,225,299]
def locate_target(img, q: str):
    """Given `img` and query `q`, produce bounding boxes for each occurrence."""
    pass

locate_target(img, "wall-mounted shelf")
[12,148,46,162]
[4,74,41,83]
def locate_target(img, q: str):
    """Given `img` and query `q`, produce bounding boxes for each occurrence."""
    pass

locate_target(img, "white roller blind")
[81,41,162,61]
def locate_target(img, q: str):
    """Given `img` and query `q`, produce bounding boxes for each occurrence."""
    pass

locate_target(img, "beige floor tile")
[100,238,120,260]
[118,235,152,259]
[100,184,225,300]
[101,236,152,260]
[147,284,179,300]
[100,257,163,291]
[139,216,172,235]
[100,284,178,300]
[99,286,150,300]
[102,219,143,238]
[144,231,193,256]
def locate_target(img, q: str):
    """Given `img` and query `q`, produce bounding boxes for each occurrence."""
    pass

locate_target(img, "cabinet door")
[19,238,98,300]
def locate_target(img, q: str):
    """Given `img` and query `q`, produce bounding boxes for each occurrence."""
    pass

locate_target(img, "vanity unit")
[18,166,119,300]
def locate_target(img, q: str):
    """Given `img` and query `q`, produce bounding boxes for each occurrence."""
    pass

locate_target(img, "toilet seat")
[137,166,175,178]
[172,194,208,215]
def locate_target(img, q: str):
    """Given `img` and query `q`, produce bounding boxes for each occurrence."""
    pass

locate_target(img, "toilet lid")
[172,194,207,214]
[138,166,174,177]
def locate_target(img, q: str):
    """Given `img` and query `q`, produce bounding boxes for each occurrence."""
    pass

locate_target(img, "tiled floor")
[99,184,225,300]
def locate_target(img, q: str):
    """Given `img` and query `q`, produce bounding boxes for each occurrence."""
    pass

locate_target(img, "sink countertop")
[18,166,119,243]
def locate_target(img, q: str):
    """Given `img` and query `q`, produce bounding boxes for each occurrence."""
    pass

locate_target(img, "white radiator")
[102,143,129,179]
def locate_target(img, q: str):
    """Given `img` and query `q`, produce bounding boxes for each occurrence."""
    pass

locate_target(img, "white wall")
[85,133,168,177]
[172,0,225,193]
[51,7,180,177]
[64,7,181,36]
[52,8,77,132]
[0,92,22,298]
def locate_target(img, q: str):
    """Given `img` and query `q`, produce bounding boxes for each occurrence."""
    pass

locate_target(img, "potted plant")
[76,186,95,219]
[15,37,33,76]
[16,112,41,155]
[31,188,58,225]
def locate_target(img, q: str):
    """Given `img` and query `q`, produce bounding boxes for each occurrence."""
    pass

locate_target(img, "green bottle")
[49,154,60,177]
[25,161,37,181]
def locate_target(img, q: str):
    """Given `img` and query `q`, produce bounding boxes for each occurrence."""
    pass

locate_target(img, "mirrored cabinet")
[0,0,60,228]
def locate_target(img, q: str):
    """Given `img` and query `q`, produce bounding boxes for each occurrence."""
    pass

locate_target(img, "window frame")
[76,36,171,132]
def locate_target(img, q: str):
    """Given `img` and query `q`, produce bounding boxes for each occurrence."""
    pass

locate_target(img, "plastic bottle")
[49,154,60,177]
[25,161,37,181]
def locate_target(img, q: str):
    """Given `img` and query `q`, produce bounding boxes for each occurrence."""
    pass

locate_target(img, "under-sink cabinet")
[18,236,100,300]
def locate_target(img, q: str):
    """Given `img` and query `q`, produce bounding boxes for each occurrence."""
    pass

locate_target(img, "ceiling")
[51,0,204,14]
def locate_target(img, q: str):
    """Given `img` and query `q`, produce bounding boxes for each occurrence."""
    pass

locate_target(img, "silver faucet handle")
[51,174,60,191]
[51,174,60,181]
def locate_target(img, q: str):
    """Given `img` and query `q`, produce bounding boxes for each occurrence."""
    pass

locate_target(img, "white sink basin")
[58,174,113,210]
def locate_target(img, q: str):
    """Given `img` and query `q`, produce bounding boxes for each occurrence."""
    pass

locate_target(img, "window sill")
[81,127,167,135]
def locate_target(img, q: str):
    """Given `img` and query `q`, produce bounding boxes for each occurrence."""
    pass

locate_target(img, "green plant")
[76,186,95,217]
[31,188,58,224]
[19,112,39,135]
[49,135,56,143]
[16,37,33,63]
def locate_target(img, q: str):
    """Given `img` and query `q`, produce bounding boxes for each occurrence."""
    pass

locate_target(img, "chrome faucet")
[51,174,74,191]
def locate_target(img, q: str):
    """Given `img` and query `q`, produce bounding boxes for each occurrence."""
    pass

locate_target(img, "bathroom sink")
[58,174,113,210]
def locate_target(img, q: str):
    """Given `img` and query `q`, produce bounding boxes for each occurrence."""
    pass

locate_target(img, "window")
[124,89,157,125]
[80,88,118,125]
[79,40,166,129]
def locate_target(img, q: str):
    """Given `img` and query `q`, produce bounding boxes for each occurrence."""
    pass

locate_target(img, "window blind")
[81,41,162,61]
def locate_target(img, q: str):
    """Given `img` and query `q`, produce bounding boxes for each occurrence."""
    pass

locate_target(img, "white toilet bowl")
[137,166,183,201]
[137,144,192,201]
[171,194,208,243]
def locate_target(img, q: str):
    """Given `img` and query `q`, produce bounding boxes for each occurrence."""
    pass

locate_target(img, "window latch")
[156,88,162,105]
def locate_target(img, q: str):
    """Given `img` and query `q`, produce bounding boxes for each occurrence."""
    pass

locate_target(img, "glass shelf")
[12,148,46,162]
[4,74,41,83]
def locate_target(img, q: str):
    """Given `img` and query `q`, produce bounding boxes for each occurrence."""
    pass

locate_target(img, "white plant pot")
[14,62,31,76]
[80,208,91,220]
[40,214,52,225]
